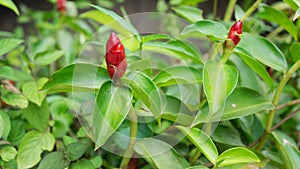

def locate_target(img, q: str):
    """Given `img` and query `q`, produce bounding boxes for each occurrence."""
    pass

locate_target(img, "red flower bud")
[227,20,243,46]
[57,0,66,14]
[105,32,127,80]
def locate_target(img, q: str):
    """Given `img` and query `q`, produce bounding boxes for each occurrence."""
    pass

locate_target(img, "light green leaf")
[0,146,17,162]
[216,147,260,167]
[93,81,132,149]
[0,0,19,15]
[38,152,69,169]
[0,66,17,80]
[1,92,28,109]
[290,42,300,62]
[125,72,162,118]
[237,33,287,72]
[177,126,218,165]
[22,78,48,106]
[0,111,11,140]
[22,100,50,132]
[170,0,207,6]
[153,66,202,87]
[134,138,190,169]
[293,8,300,21]
[0,38,23,57]
[70,159,95,169]
[272,131,300,169]
[257,5,298,40]
[141,33,174,43]
[182,20,227,40]
[90,156,102,168]
[17,131,55,169]
[172,6,203,23]
[224,64,239,97]
[66,142,89,161]
[235,47,274,89]
[34,50,64,66]
[42,63,110,93]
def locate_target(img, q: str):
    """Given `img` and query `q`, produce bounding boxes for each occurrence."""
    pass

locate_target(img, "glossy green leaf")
[0,66,17,80]
[125,72,162,118]
[235,47,274,89]
[34,50,64,66]
[257,5,298,40]
[283,0,299,10]
[182,20,227,40]
[211,125,244,146]
[22,100,50,132]
[38,152,69,169]
[0,0,19,15]
[216,147,260,167]
[272,131,300,169]
[134,138,190,169]
[70,159,95,169]
[224,64,239,96]
[141,33,174,43]
[237,33,287,72]
[17,131,55,169]
[172,6,203,23]
[93,81,132,149]
[290,42,300,62]
[177,126,218,164]
[0,38,23,57]
[42,63,110,93]
[153,66,202,87]
[22,78,48,106]
[143,40,203,64]
[0,146,17,162]
[66,142,89,161]
[0,111,10,140]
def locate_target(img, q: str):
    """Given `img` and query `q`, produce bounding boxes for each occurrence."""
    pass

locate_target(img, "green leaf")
[172,6,203,23]
[34,50,64,66]
[143,40,203,64]
[216,147,260,167]
[125,72,162,118]
[22,78,48,106]
[257,5,298,40]
[0,38,23,56]
[290,42,300,62]
[42,63,110,93]
[211,125,244,146]
[176,126,218,165]
[235,47,274,89]
[293,8,300,21]
[22,100,50,132]
[89,156,102,168]
[66,142,89,161]
[1,92,28,109]
[0,0,19,15]
[272,131,300,169]
[186,166,209,169]
[7,119,25,145]
[182,20,227,40]
[153,66,202,87]
[170,0,207,6]
[237,33,287,72]
[134,138,190,169]
[93,81,132,149]
[0,111,11,140]
[17,131,55,169]
[70,159,95,169]
[141,33,174,43]
[0,146,17,162]
[0,66,17,81]
[38,152,69,169]
[224,64,239,96]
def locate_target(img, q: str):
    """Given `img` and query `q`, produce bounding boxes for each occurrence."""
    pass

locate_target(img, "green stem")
[213,0,218,20]
[120,109,138,169]
[241,0,262,21]
[190,149,201,165]
[220,47,233,64]
[256,60,300,150]
[224,0,237,21]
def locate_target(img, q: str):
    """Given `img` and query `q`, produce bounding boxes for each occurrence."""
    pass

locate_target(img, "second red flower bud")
[225,20,243,50]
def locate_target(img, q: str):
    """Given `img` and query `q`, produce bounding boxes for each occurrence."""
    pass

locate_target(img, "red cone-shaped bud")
[227,20,243,46]
[57,0,66,14]
[105,32,127,80]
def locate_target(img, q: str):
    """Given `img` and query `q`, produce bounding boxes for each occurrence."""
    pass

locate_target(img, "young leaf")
[66,142,89,161]
[1,92,28,109]
[134,138,190,169]
[0,0,19,15]
[216,147,260,167]
[38,152,69,169]
[176,126,218,165]
[0,38,23,56]
[153,66,202,87]
[22,78,48,106]
[237,33,287,72]
[0,146,17,162]
[93,81,132,149]
[42,63,110,93]
[17,131,55,169]
[172,6,203,23]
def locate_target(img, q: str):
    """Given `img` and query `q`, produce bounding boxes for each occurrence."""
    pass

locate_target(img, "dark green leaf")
[211,125,244,146]
[0,0,19,15]
[70,159,94,169]
[38,152,69,169]
[8,119,25,145]
[290,42,300,62]
[172,6,203,23]
[66,142,89,161]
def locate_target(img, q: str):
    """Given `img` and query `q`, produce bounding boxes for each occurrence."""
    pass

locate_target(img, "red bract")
[57,0,66,14]
[227,20,243,46]
[105,32,127,80]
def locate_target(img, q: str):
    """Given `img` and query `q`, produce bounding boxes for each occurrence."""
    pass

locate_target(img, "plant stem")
[271,107,300,131]
[256,60,300,150]
[120,109,138,169]
[190,149,201,165]
[276,98,300,110]
[220,48,232,64]
[241,0,262,21]
[224,0,237,22]
[213,0,218,20]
